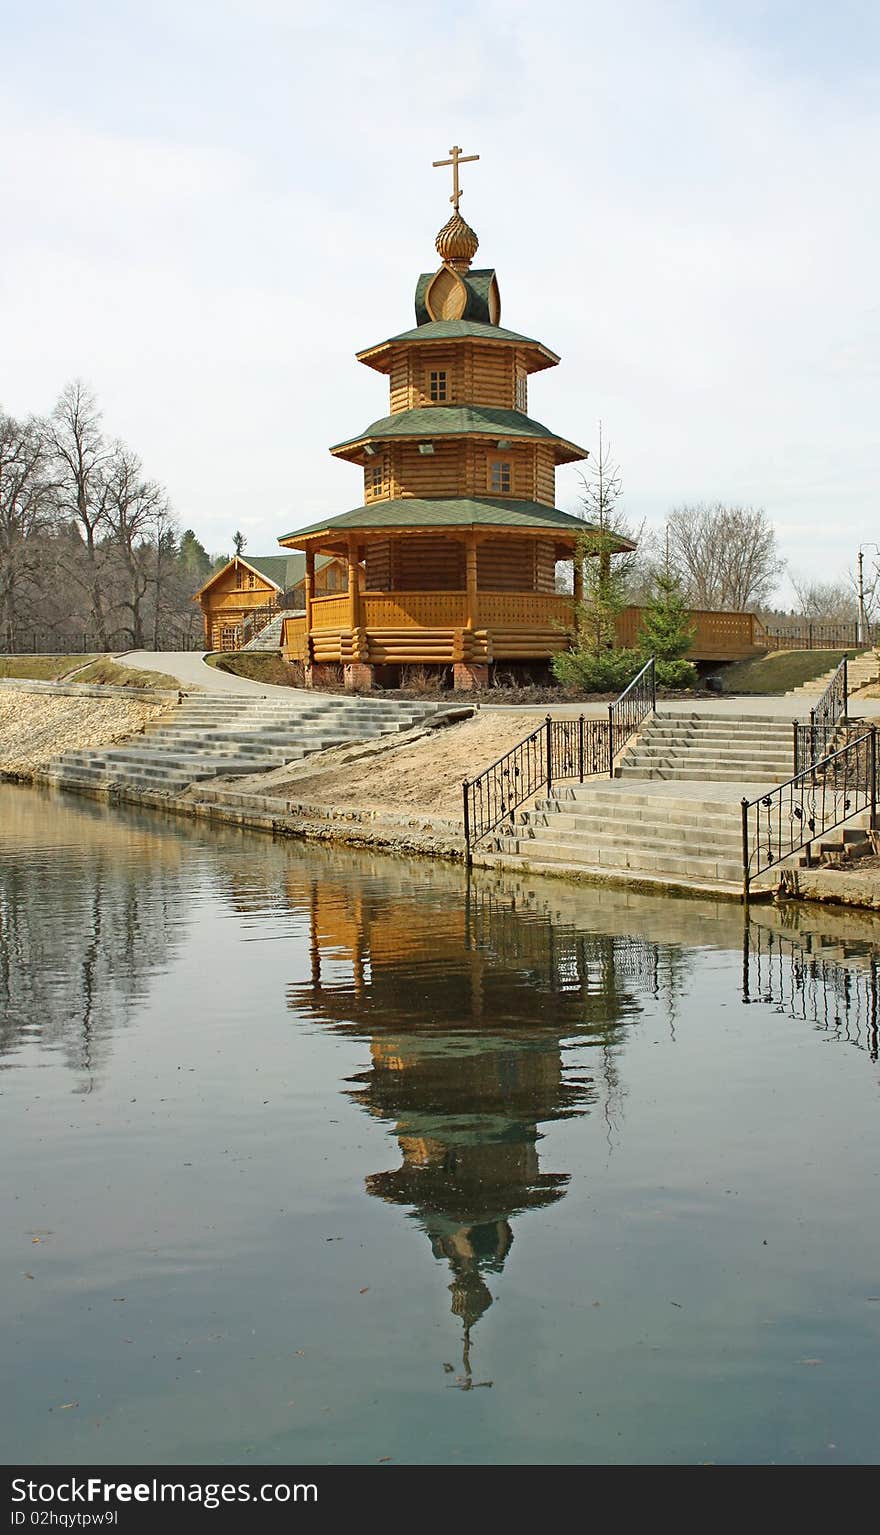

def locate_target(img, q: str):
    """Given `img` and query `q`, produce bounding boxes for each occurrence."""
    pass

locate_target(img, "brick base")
[453,662,490,691]
[305,662,340,689]
[343,662,375,691]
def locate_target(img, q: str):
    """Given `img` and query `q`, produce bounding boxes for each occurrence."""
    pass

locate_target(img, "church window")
[490,459,512,495]
[516,370,527,413]
[429,369,448,402]
[244,570,256,589]
[367,460,384,498]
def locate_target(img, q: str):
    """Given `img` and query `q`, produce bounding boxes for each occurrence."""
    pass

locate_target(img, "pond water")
[2,783,880,1466]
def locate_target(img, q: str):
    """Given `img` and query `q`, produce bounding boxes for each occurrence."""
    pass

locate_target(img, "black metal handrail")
[462,658,656,861]
[812,654,848,731]
[609,655,656,765]
[742,726,877,897]
[792,717,862,777]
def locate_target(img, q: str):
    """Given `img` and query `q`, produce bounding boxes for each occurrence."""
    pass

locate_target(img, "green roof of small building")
[280,497,609,543]
[243,553,335,588]
[359,318,558,353]
[331,405,586,457]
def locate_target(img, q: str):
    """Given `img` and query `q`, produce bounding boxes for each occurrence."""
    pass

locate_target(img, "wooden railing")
[477,592,573,629]
[309,589,572,632]
[309,594,351,628]
[361,592,468,628]
[615,606,761,660]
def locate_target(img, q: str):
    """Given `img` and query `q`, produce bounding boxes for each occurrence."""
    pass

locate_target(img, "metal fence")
[462,659,656,860]
[759,622,869,651]
[0,632,201,655]
[742,726,877,897]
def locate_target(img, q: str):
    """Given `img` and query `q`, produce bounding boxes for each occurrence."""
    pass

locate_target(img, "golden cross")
[432,144,479,213]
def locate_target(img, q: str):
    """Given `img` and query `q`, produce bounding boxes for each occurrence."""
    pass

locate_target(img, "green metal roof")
[331,405,585,456]
[243,553,334,589]
[358,319,559,354]
[414,269,497,327]
[280,497,603,542]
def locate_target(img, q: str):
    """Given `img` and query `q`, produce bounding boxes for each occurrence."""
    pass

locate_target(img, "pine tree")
[638,568,695,661]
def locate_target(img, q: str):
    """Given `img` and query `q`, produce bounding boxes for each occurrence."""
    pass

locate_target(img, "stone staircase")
[786,649,880,699]
[484,711,802,892]
[615,712,795,783]
[241,610,299,651]
[44,692,442,796]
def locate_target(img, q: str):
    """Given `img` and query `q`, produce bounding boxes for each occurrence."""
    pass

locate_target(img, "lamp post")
[858,543,880,646]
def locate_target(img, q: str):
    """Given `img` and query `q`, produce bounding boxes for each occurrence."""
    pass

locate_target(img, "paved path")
[117,651,296,696]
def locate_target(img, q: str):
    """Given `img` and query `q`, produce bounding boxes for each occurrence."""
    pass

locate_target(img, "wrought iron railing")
[788,655,850,774]
[792,717,863,777]
[758,623,868,651]
[609,655,656,763]
[462,659,656,861]
[812,654,848,730]
[741,726,877,897]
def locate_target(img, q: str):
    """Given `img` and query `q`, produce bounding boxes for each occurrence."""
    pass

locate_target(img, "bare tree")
[0,411,57,647]
[789,575,858,623]
[49,382,117,647]
[102,445,171,647]
[664,502,784,611]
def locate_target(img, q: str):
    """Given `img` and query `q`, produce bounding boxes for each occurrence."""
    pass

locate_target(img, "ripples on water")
[1,784,880,1465]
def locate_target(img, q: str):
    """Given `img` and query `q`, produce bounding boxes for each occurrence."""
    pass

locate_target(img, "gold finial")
[432,143,479,213]
[435,209,479,271]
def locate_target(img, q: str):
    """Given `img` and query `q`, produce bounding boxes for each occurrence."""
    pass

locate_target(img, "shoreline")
[4,765,876,914]
[2,678,880,915]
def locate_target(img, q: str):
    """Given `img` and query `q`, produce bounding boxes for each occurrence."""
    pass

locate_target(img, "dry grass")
[718,649,852,695]
[74,659,180,689]
[0,655,97,681]
[206,652,304,687]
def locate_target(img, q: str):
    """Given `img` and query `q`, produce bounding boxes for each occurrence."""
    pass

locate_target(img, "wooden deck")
[282,592,766,668]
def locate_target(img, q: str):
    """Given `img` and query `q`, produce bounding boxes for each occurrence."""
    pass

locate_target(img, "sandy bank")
[207,709,548,821]
[0,686,174,779]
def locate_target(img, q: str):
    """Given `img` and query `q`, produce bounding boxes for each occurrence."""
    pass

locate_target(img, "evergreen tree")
[232,529,247,556]
[638,568,695,661]
[573,525,630,658]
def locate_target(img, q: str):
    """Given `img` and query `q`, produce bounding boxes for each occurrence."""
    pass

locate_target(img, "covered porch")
[281,526,581,688]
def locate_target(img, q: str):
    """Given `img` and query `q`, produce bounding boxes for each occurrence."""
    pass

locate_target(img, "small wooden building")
[279,147,632,689]
[194,551,346,651]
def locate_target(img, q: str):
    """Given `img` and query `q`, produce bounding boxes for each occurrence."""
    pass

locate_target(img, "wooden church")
[279,146,632,689]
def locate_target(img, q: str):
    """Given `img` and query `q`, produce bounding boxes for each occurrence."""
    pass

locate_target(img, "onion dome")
[435,210,479,272]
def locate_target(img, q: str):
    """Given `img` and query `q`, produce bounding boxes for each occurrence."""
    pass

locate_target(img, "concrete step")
[524,810,743,849]
[623,745,793,763]
[492,834,748,884]
[616,765,793,782]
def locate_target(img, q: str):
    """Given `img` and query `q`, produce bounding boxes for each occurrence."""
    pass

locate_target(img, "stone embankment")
[0,680,177,781]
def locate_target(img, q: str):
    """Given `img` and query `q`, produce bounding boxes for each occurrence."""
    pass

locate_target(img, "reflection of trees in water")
[0,792,185,1090]
[744,922,880,1063]
[287,874,692,1381]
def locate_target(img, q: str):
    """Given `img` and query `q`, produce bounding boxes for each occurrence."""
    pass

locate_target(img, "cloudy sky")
[2,0,878,600]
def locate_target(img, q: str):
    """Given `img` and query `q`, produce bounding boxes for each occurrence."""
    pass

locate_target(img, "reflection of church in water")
[286,871,660,1381]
